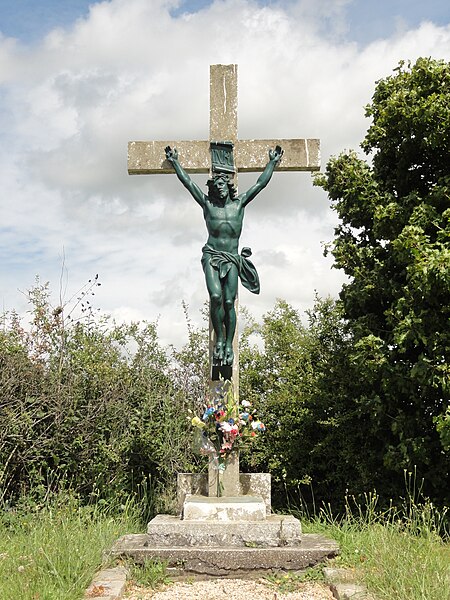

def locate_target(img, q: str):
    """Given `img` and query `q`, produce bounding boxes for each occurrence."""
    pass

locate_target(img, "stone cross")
[128,64,320,496]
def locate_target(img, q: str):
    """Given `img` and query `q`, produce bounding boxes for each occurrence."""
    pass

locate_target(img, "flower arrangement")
[191,385,265,471]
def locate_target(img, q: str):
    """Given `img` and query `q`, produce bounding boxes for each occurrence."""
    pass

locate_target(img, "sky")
[0,0,449,348]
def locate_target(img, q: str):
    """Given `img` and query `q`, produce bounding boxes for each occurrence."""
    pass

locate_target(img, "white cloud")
[0,0,449,347]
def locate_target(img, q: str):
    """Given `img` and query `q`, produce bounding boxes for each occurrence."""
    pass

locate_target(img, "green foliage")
[128,559,171,589]
[240,296,356,506]
[0,278,198,510]
[315,58,450,505]
[264,565,324,592]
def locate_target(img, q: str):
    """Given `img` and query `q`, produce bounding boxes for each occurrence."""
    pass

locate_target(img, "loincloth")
[201,244,260,294]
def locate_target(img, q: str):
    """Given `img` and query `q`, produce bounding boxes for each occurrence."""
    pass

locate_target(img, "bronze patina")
[165,144,283,367]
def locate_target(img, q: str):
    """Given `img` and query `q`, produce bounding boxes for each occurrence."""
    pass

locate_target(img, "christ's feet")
[224,344,234,366]
[213,340,224,362]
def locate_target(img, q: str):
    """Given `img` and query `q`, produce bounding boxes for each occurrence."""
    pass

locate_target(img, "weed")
[129,559,171,589]
[264,565,324,593]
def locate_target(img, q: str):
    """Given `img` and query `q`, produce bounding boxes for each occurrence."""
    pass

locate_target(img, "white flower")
[241,400,251,407]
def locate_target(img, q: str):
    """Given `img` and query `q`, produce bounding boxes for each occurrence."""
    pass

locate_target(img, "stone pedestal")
[110,468,339,576]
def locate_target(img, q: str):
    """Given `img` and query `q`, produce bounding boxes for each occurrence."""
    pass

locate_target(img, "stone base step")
[183,494,266,521]
[110,533,339,576]
[147,514,302,547]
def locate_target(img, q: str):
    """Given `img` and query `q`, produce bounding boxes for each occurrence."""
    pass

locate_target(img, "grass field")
[0,494,139,600]
[0,489,448,600]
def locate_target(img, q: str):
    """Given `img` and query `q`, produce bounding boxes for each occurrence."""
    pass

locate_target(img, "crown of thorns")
[212,172,230,181]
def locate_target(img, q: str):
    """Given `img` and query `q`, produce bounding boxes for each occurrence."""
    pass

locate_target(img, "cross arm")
[236,139,320,172]
[128,138,320,175]
[128,141,210,174]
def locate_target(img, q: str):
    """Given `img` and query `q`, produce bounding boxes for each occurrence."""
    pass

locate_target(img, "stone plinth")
[147,514,301,547]
[183,495,266,521]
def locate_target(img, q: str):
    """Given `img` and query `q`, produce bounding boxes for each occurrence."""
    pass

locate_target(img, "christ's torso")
[203,198,243,254]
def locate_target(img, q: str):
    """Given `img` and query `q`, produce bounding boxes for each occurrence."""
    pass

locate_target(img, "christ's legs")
[223,265,238,366]
[203,260,225,361]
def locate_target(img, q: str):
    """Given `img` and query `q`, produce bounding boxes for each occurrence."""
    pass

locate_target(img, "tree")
[239,297,360,508]
[315,58,450,504]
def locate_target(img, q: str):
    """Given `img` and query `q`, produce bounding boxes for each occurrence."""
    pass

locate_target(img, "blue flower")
[202,406,215,421]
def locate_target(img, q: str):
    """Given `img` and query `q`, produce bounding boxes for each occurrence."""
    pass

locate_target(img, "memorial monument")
[114,64,338,575]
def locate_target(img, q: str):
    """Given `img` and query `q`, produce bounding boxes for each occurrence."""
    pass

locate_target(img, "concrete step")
[183,494,266,521]
[110,533,339,576]
[147,514,302,547]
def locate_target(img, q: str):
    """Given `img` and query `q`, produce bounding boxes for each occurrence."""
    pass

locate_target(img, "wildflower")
[241,400,251,407]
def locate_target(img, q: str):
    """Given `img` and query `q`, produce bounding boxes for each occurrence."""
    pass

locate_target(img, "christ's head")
[207,173,237,202]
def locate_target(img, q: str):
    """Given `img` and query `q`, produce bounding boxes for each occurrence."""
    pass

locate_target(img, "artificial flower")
[202,406,215,421]
[192,416,205,428]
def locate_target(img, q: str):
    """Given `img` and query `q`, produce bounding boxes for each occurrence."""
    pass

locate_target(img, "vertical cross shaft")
[208,65,240,497]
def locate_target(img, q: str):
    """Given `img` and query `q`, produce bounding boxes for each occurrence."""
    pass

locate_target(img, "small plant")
[129,559,171,589]
[264,566,324,593]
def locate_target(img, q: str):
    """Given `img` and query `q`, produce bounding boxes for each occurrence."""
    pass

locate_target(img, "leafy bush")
[0,279,198,511]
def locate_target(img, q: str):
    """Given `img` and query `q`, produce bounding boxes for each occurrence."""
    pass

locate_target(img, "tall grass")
[302,473,449,600]
[0,493,140,600]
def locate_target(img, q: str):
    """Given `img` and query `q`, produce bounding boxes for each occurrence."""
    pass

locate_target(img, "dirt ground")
[124,577,336,599]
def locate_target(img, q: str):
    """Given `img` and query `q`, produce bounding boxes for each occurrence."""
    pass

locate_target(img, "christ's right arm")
[165,146,205,207]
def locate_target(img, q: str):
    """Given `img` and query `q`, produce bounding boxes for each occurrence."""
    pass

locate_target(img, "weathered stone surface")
[177,472,272,515]
[146,514,301,547]
[110,533,339,576]
[128,138,320,174]
[84,566,128,600]
[208,451,240,498]
[210,64,237,141]
[240,473,271,515]
[177,473,208,511]
[323,569,377,599]
[323,567,357,583]
[183,495,266,521]
[334,583,371,599]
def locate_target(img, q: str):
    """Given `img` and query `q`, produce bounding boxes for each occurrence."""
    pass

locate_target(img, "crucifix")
[128,64,320,497]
